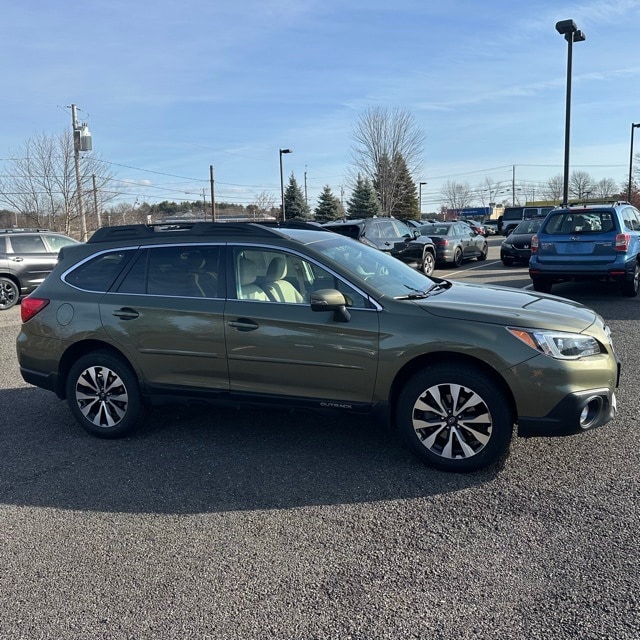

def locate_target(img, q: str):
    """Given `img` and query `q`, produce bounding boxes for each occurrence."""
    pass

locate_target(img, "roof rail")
[0,228,51,233]
[87,222,296,244]
[566,200,630,208]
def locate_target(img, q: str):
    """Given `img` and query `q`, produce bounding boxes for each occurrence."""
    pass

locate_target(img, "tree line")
[1,106,639,237]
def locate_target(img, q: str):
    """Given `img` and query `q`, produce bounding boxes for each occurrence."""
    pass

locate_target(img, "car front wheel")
[396,364,513,473]
[0,277,19,310]
[66,350,142,438]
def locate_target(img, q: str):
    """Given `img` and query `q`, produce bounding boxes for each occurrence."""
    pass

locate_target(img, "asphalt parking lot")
[1,236,638,639]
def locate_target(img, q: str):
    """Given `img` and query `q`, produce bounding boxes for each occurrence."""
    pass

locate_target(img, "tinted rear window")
[542,210,616,235]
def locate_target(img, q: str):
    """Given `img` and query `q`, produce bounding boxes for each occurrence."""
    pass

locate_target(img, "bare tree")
[349,106,425,216]
[476,177,504,207]
[568,170,594,200]
[543,174,564,203]
[247,190,277,220]
[0,130,115,237]
[593,178,617,200]
[441,180,472,216]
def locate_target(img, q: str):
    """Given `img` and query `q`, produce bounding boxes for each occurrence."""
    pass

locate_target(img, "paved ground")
[1,241,638,639]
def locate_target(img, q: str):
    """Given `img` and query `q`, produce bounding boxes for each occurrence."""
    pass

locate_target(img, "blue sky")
[2,0,640,213]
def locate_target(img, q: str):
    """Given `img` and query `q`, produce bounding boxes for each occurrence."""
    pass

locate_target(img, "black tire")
[621,261,639,297]
[0,277,20,310]
[477,243,488,261]
[502,257,514,267]
[396,364,513,473]
[452,247,463,268]
[532,277,553,293]
[421,249,435,276]
[66,350,142,438]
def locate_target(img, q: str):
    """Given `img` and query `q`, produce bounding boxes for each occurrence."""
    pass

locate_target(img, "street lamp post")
[555,19,586,207]
[627,123,640,202]
[419,182,427,217]
[279,148,292,221]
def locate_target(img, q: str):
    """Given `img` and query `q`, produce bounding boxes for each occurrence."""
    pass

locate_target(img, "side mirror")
[310,289,351,322]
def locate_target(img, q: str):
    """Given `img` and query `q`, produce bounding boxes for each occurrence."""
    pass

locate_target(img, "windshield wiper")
[393,281,450,300]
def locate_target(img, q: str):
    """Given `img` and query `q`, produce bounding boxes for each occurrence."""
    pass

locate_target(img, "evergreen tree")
[283,173,310,220]
[314,185,343,220]
[391,155,419,220]
[347,174,380,218]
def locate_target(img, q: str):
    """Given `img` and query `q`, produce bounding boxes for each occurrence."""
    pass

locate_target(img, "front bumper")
[518,387,617,437]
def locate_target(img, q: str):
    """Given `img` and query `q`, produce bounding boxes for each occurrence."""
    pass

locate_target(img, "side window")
[232,246,369,308]
[65,250,135,292]
[7,235,47,253]
[122,246,221,298]
[44,234,78,252]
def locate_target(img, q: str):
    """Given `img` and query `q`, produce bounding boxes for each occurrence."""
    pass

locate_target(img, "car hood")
[415,280,597,332]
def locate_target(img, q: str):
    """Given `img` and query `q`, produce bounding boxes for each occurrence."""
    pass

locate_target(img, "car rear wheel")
[396,364,513,473]
[532,277,553,293]
[452,247,463,268]
[66,350,142,438]
[421,249,435,276]
[0,277,19,310]
[477,243,488,261]
[621,261,639,297]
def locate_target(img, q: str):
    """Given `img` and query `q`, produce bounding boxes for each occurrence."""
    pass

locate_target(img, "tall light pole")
[627,123,640,202]
[555,20,586,207]
[419,182,427,217]
[279,148,292,221]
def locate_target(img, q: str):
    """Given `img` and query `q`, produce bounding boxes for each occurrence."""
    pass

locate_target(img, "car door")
[224,245,380,405]
[5,233,58,290]
[99,244,229,392]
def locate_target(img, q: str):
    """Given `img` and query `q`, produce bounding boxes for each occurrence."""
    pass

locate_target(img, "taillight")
[615,233,630,252]
[531,234,539,253]
[21,297,50,322]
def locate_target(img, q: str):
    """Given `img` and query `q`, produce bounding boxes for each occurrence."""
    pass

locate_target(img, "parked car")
[419,221,488,267]
[461,220,486,236]
[323,217,436,275]
[17,221,619,473]
[499,206,553,236]
[481,219,499,235]
[0,228,80,310]
[500,218,543,266]
[529,201,640,296]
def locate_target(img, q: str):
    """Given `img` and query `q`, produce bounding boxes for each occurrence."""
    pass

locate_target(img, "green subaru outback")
[16,222,620,473]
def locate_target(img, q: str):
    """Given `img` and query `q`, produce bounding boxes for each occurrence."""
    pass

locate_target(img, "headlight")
[507,327,601,360]
[502,241,513,248]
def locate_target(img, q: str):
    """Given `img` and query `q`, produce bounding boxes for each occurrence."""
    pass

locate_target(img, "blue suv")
[529,202,640,296]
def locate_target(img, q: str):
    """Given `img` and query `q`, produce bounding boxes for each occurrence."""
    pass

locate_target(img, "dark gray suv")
[16,222,620,473]
[0,229,79,310]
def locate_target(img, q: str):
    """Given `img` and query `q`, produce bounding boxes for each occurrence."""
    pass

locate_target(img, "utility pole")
[71,104,87,239]
[304,167,308,204]
[512,165,516,206]
[92,174,101,228]
[210,165,216,221]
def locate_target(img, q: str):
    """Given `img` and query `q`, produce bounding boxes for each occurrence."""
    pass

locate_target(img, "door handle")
[228,318,259,331]
[10,257,23,262]
[112,307,140,320]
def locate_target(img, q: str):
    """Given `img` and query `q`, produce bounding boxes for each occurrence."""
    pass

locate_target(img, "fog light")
[579,396,604,429]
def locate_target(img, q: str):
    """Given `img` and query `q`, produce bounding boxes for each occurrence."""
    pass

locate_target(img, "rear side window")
[621,207,640,231]
[117,245,221,298]
[65,250,135,292]
[7,235,47,253]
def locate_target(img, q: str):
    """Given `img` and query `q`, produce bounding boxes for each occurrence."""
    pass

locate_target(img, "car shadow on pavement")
[0,386,500,514]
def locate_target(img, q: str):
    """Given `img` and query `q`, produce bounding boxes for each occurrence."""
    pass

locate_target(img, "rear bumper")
[529,256,636,282]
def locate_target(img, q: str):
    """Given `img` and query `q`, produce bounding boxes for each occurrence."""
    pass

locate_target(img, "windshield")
[311,234,435,298]
[513,219,542,234]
